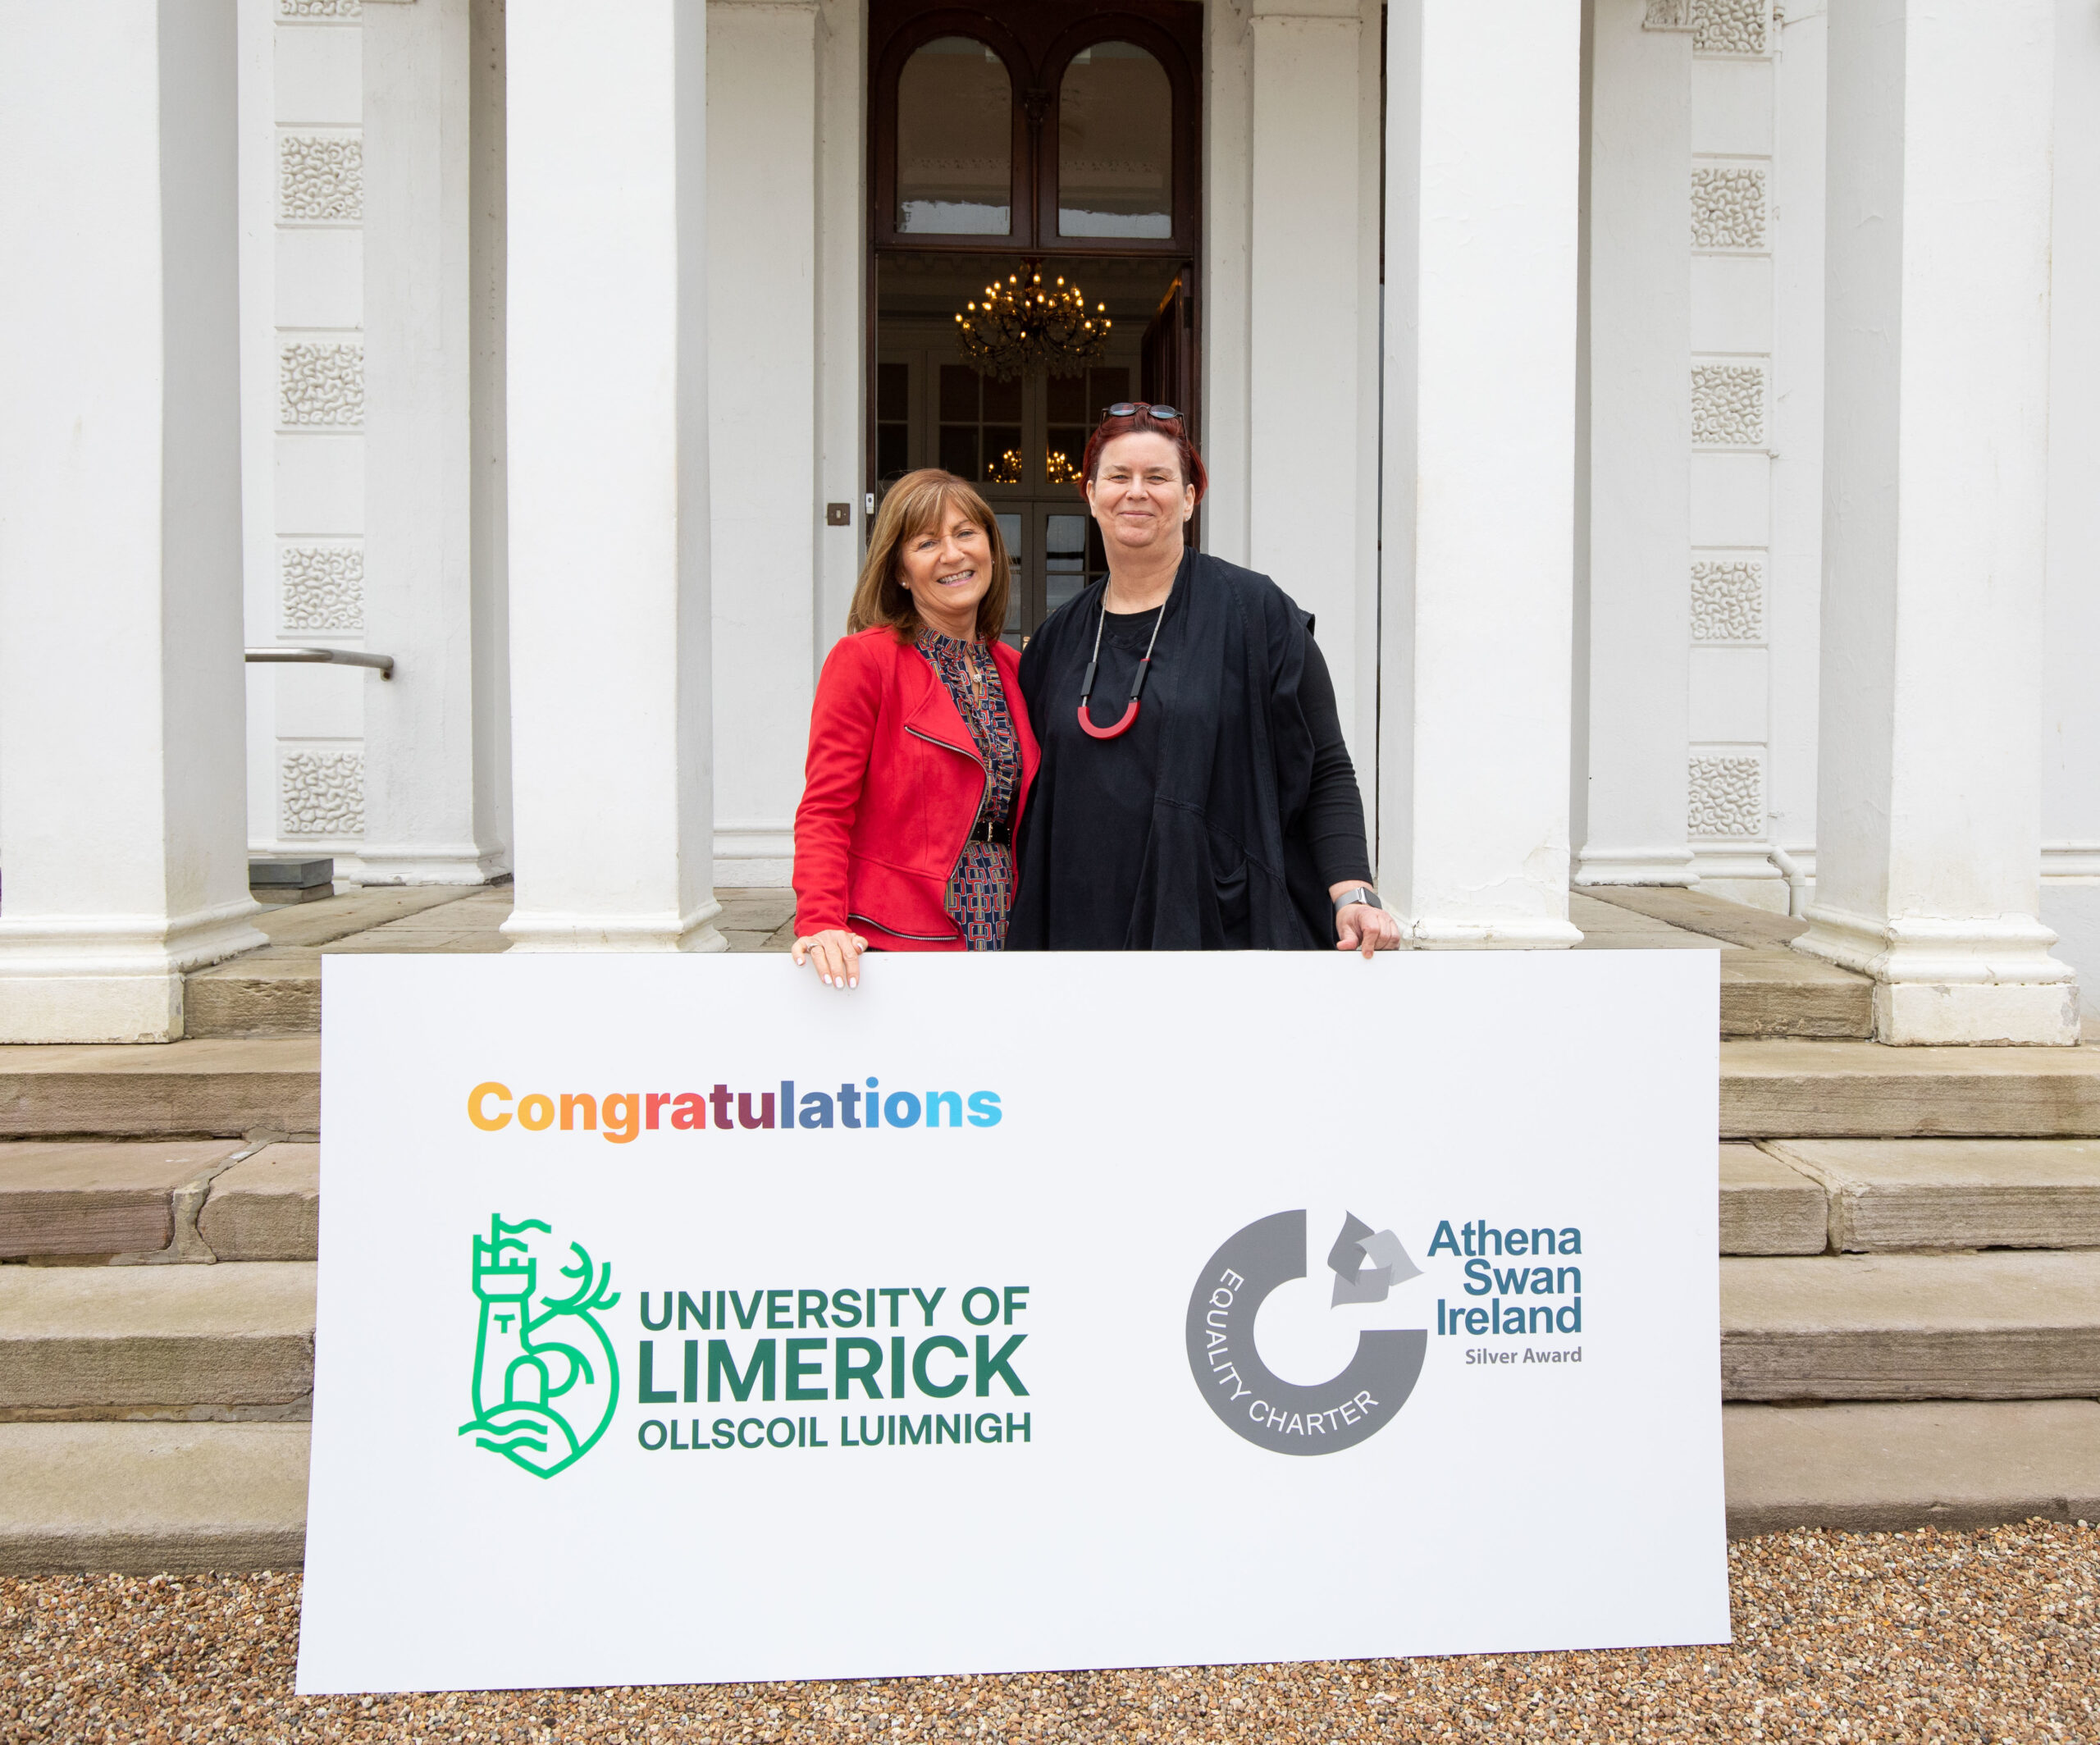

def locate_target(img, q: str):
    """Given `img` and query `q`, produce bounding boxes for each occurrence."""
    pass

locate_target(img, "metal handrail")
[245,646,395,678]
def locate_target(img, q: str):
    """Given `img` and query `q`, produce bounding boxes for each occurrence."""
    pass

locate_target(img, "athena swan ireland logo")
[1185,1209,1427,1455]
[459,1214,621,1478]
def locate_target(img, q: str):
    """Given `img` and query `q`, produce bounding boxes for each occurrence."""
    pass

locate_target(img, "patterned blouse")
[917,628,1022,951]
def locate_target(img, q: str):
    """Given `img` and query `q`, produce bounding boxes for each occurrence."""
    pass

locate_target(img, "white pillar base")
[502,902,727,955]
[0,902,267,1044]
[354,845,511,887]
[1795,906,2081,1046]
[1573,847,1699,888]
[1411,916,1584,950]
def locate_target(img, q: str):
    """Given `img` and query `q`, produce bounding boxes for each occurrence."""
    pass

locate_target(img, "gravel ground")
[4,1523,2098,1743]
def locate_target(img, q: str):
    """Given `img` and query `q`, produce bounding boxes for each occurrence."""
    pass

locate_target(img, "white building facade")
[0,0,2093,1041]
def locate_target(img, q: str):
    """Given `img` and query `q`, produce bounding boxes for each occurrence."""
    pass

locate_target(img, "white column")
[1573,0,1694,888]
[503,0,724,952]
[1245,0,1379,762]
[1378,1,1585,946]
[707,0,818,888]
[0,1,267,1042]
[358,0,510,885]
[1796,0,2075,1044]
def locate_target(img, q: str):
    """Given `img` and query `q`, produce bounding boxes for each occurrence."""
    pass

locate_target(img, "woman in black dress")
[1007,404,1402,954]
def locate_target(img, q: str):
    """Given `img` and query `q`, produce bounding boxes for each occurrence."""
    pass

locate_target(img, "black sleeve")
[1296,633,1375,888]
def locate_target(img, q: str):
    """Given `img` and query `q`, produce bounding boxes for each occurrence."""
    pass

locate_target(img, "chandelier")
[955,263,1110,382]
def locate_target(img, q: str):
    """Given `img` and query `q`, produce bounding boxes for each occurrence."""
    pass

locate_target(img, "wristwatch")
[1331,885,1383,913]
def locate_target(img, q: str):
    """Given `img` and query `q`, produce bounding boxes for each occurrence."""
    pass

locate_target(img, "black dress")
[1007,550,1374,951]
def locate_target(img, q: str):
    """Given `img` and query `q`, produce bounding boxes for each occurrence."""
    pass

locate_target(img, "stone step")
[0,1039,319,1139]
[1767,1138,2100,1253]
[183,886,501,1037]
[1721,1039,2100,1139]
[195,1144,317,1262]
[1719,1143,1828,1254]
[1570,892,1872,1039]
[7,1400,2095,1572]
[0,1420,308,1574]
[1583,884,1810,949]
[0,1261,315,1415]
[0,1140,249,1259]
[1723,1400,2100,1537]
[181,885,798,1036]
[1722,1249,2100,1400]
[1717,952,1873,1040]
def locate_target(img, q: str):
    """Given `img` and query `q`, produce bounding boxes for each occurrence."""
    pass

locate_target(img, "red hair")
[1080,405,1208,504]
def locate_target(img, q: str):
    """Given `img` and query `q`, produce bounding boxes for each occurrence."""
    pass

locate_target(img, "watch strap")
[1331,885,1382,913]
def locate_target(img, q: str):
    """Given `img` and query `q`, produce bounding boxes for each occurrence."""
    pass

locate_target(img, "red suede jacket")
[792,628,1040,951]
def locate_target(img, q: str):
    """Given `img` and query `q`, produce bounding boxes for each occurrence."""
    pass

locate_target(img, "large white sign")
[297,950,1726,1693]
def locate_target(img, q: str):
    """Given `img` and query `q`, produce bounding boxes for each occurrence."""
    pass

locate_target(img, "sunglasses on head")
[1104,401,1181,425]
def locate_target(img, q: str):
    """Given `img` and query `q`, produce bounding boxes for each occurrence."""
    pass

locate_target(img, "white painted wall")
[240,0,371,871]
[2042,0,2100,1021]
[359,0,511,884]
[813,0,868,658]
[1573,0,1694,888]
[707,0,820,888]
[1244,0,1381,766]
[1684,0,1781,904]
[1763,0,1826,906]
[1202,0,1254,572]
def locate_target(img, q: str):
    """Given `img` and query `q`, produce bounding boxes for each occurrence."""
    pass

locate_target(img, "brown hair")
[847,469,1012,642]
[1080,404,1209,502]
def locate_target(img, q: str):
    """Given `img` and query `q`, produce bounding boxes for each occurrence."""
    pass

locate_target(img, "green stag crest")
[459,1214,620,1478]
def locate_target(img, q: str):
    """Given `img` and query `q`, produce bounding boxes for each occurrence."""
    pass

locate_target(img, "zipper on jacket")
[847,911,958,943]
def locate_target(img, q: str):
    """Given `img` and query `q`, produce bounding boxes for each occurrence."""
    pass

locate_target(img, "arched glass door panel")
[1057,41,1171,240]
[896,37,1013,236]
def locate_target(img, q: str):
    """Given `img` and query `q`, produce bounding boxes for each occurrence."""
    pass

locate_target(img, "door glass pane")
[1058,43,1172,240]
[897,39,1011,235]
[997,513,1023,638]
[1044,513,1091,616]
[1046,372,1087,486]
[876,360,911,482]
[939,363,1027,486]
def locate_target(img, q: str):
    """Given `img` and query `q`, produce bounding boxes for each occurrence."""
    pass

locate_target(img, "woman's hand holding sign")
[792,928,868,990]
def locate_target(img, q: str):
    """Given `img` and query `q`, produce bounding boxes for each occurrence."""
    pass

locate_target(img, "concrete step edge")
[1723,1400,2100,1537]
[0,1420,309,1575]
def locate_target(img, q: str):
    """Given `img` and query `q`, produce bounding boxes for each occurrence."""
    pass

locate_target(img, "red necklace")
[1076,593,1169,741]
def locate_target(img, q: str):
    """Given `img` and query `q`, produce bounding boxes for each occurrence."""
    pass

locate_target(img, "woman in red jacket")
[791,469,1040,988]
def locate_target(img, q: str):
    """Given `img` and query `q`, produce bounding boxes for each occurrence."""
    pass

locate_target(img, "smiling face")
[895,500,993,638]
[1084,432,1196,560]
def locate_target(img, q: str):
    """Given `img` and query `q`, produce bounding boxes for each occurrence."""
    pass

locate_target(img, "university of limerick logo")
[1186,1209,1427,1455]
[459,1214,620,1478]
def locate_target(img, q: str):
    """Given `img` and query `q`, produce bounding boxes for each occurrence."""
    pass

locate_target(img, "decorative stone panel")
[1691,560,1764,643]
[279,0,361,16]
[281,751,365,838]
[1691,166,1766,251]
[281,545,364,633]
[1692,0,1767,55]
[280,134,362,223]
[1644,0,1693,26]
[1692,363,1764,447]
[279,342,364,427]
[1688,756,1764,838]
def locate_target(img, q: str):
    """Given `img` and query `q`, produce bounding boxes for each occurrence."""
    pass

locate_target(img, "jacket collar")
[901,633,979,757]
